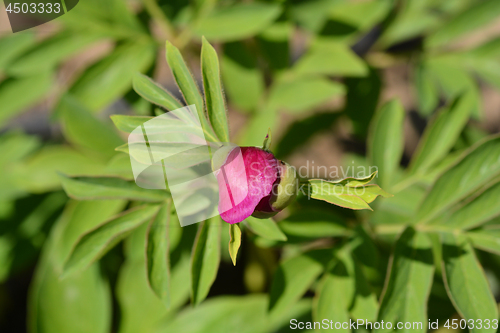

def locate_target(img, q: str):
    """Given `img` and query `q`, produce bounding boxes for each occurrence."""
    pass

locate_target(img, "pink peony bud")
[215,146,297,224]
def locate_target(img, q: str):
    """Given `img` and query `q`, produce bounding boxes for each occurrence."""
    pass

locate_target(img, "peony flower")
[214,146,298,224]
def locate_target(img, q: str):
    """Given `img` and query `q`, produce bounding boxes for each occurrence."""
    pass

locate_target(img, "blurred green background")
[1,0,500,332]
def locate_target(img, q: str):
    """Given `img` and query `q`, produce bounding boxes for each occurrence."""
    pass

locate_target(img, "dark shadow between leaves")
[275,112,340,159]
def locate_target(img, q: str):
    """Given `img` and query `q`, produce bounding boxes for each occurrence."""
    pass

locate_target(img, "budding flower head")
[214,146,298,224]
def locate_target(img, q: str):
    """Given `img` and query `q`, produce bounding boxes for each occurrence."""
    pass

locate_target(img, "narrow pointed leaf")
[70,41,155,112]
[294,39,367,77]
[267,76,345,113]
[228,224,241,266]
[368,99,405,189]
[146,202,172,307]
[59,175,170,202]
[29,200,119,333]
[244,216,287,241]
[441,233,498,333]
[269,249,331,317]
[63,205,160,277]
[355,185,393,204]
[201,38,229,142]
[376,228,434,333]
[313,258,353,333]
[350,259,378,321]
[111,115,154,133]
[427,0,500,48]
[194,3,282,42]
[442,182,500,229]
[308,180,372,210]
[58,95,124,158]
[221,41,264,112]
[165,41,216,142]
[132,73,183,111]
[409,93,474,175]
[0,72,53,126]
[279,210,347,239]
[417,136,500,224]
[468,229,500,255]
[327,171,378,187]
[191,217,221,305]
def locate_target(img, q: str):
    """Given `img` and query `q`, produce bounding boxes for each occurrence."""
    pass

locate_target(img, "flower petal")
[217,147,278,224]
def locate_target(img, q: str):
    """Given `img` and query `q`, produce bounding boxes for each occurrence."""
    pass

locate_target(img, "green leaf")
[426,59,482,118]
[329,171,378,187]
[238,106,278,146]
[28,200,124,333]
[58,95,123,158]
[440,182,500,229]
[417,136,500,224]
[165,41,217,142]
[356,185,393,204]
[269,250,331,317]
[370,185,426,227]
[194,3,282,42]
[244,216,287,241]
[313,257,353,333]
[111,115,202,136]
[328,0,393,36]
[314,242,378,324]
[414,64,439,116]
[157,294,311,333]
[376,227,434,333]
[201,37,230,142]
[228,224,241,266]
[58,0,145,38]
[111,115,154,133]
[427,0,500,48]
[409,93,474,175]
[441,232,498,333]
[309,180,381,210]
[257,22,292,73]
[191,217,221,305]
[12,146,108,193]
[117,260,169,333]
[146,202,172,308]
[30,240,112,333]
[289,0,340,33]
[267,76,345,113]
[132,73,183,111]
[0,73,53,126]
[53,200,127,268]
[0,32,35,71]
[468,229,500,255]
[221,41,264,112]
[368,99,405,190]
[59,175,169,202]
[0,131,40,169]
[293,39,367,77]
[70,40,155,112]
[279,210,348,239]
[117,223,190,333]
[7,33,103,76]
[463,38,500,90]
[350,256,378,321]
[63,205,160,277]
